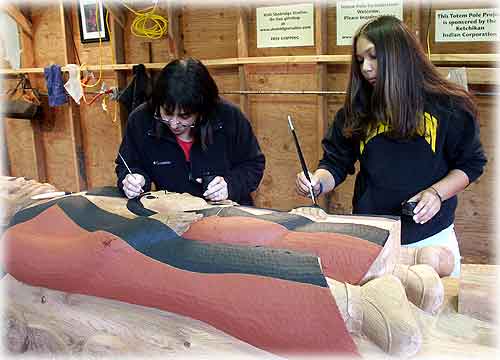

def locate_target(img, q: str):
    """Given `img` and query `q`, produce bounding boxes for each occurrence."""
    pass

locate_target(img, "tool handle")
[288,115,317,205]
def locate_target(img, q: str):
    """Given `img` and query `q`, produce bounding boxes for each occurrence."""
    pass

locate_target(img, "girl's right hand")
[295,171,321,198]
[122,173,145,199]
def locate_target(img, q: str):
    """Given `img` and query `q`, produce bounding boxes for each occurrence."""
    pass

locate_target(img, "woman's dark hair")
[151,57,219,149]
[344,15,477,139]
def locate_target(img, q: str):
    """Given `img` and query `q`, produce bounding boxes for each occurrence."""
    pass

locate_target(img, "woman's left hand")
[202,176,228,202]
[407,188,442,224]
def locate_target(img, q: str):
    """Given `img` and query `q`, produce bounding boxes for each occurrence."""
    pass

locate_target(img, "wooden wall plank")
[4,119,42,180]
[458,264,498,322]
[251,95,318,210]
[77,87,122,188]
[209,67,240,106]
[182,7,238,59]
[325,66,354,214]
[454,94,495,264]
[31,5,66,67]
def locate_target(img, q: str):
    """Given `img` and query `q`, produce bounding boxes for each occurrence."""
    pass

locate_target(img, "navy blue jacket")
[116,99,265,205]
[318,98,486,244]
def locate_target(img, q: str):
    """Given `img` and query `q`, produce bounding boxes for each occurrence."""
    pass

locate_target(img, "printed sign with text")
[435,8,499,42]
[336,0,403,46]
[257,3,314,48]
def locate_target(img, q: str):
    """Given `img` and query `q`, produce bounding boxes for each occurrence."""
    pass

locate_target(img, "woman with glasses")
[295,16,486,277]
[115,58,265,205]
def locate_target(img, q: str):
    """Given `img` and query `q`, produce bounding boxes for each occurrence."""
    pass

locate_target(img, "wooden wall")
[1,1,497,264]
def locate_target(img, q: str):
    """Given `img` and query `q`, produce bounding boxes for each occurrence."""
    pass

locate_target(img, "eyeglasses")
[160,117,195,129]
[156,109,196,129]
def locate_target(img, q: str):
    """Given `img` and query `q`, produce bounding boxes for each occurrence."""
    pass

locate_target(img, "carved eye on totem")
[140,192,157,200]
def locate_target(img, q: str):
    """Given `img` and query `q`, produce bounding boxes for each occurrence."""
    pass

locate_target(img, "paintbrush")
[287,115,318,206]
[118,151,144,193]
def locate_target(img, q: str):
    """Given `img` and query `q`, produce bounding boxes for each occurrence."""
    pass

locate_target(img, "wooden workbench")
[2,265,498,359]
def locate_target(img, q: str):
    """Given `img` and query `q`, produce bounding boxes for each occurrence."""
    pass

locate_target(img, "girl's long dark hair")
[151,57,219,150]
[344,15,477,139]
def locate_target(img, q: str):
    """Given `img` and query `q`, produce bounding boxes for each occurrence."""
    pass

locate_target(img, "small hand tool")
[118,151,144,193]
[31,191,72,200]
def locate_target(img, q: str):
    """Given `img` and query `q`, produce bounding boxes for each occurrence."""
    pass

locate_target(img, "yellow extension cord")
[122,1,168,40]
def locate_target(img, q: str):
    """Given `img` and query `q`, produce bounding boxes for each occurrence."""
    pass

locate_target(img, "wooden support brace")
[2,4,33,38]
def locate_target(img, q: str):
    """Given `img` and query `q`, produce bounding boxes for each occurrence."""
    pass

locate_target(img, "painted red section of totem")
[184,216,382,284]
[3,205,359,357]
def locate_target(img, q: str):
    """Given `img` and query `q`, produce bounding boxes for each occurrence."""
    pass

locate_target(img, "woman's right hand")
[122,173,145,199]
[295,171,321,198]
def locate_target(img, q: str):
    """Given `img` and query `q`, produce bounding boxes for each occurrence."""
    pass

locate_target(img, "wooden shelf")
[0,54,497,76]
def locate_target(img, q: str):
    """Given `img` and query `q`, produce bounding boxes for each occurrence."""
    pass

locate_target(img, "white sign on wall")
[336,0,403,46]
[435,8,500,42]
[256,3,314,48]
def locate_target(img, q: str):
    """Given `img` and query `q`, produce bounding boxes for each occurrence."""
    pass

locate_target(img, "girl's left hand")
[201,176,228,202]
[407,188,442,224]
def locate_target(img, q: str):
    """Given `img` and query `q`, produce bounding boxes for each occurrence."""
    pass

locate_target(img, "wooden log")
[458,264,498,322]
[2,274,278,357]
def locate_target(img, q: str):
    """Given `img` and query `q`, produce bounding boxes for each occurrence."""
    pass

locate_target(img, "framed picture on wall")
[78,0,109,43]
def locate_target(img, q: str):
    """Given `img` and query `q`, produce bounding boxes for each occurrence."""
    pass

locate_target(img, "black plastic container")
[202,172,217,192]
[401,201,417,217]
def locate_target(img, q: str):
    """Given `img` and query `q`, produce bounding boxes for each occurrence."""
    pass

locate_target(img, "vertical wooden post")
[315,2,328,209]
[411,0,422,41]
[3,5,47,181]
[108,5,128,136]
[237,4,250,116]
[167,3,184,59]
[59,1,87,191]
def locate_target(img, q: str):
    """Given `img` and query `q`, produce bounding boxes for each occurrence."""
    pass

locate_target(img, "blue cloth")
[44,64,67,106]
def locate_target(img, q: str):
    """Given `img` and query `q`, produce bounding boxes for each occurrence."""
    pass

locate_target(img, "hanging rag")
[64,64,84,104]
[117,64,152,113]
[44,64,68,107]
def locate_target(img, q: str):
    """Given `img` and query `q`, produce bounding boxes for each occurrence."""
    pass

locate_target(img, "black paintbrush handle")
[288,116,317,206]
[291,130,311,182]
